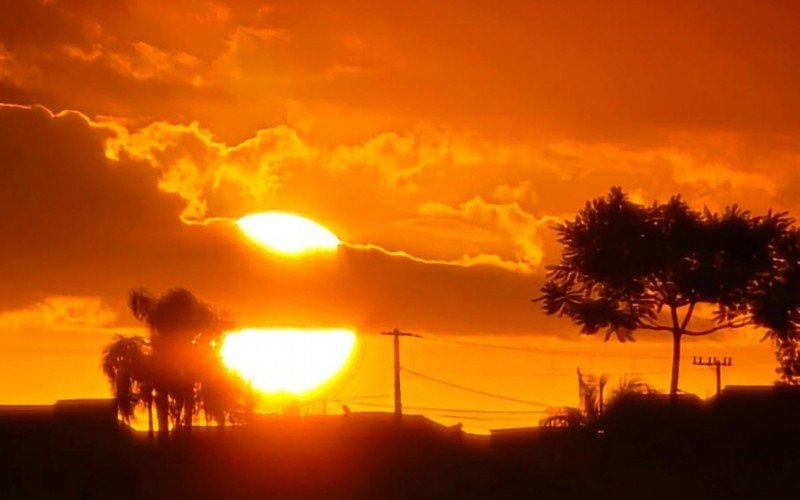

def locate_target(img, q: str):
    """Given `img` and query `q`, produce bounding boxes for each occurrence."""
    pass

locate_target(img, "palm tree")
[103,288,249,435]
[101,335,149,428]
[197,350,256,428]
[128,287,228,433]
[577,368,607,421]
[139,379,156,437]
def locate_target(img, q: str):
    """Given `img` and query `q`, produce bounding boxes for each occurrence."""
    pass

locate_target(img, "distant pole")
[381,328,417,420]
[692,356,733,396]
[598,374,608,417]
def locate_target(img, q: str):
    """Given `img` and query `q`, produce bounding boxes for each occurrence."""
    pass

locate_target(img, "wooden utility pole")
[692,356,733,396]
[381,328,418,419]
[598,374,608,417]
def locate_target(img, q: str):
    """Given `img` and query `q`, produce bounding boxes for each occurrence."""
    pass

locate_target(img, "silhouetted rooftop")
[0,399,116,429]
[716,384,800,398]
[0,405,54,415]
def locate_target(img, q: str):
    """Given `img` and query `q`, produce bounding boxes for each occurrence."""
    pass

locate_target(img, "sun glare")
[237,212,340,254]
[221,328,357,395]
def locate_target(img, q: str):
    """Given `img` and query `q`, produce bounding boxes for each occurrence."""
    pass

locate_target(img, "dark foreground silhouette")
[539,188,800,397]
[2,387,800,500]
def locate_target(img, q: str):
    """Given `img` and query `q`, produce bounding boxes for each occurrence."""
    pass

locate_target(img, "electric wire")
[330,399,545,414]
[415,333,677,361]
[0,347,98,354]
[334,400,544,421]
[401,367,549,407]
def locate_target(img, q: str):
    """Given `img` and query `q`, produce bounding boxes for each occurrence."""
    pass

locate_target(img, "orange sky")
[1,0,799,433]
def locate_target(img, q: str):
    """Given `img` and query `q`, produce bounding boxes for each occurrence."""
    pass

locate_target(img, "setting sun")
[237,212,340,254]
[220,328,357,395]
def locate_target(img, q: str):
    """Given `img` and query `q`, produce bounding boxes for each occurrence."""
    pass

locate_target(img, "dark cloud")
[0,105,188,308]
[0,104,553,337]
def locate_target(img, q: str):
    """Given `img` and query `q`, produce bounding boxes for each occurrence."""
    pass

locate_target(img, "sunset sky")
[2,0,799,432]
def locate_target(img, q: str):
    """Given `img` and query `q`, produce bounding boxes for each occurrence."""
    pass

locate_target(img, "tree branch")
[636,322,674,332]
[638,316,660,327]
[646,276,670,302]
[679,301,696,332]
[684,319,753,336]
[669,305,680,334]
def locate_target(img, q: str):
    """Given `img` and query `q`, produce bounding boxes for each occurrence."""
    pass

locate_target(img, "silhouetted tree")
[607,375,658,407]
[539,407,585,427]
[198,360,256,426]
[539,188,800,396]
[128,287,229,432]
[577,369,607,420]
[755,230,800,384]
[776,342,800,385]
[102,288,249,434]
[101,335,150,426]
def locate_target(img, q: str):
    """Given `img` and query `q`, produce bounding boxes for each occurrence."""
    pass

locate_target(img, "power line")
[401,367,550,407]
[328,394,390,400]
[334,401,545,422]
[412,406,544,414]
[0,347,98,354]
[419,412,539,422]
[395,358,771,380]
[416,334,670,360]
[333,399,545,414]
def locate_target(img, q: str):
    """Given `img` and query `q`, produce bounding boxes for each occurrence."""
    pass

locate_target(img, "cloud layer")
[0,104,554,337]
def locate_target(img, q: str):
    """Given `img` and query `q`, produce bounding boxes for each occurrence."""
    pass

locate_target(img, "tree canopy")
[101,335,149,423]
[103,288,252,434]
[539,188,800,395]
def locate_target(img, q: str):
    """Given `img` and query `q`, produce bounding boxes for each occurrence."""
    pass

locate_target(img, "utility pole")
[381,328,418,419]
[692,356,733,396]
[598,374,608,417]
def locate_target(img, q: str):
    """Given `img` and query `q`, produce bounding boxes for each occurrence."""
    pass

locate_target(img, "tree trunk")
[156,390,169,435]
[670,331,682,397]
[183,387,193,432]
[147,395,154,438]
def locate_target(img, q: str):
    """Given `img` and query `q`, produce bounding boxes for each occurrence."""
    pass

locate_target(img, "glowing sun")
[221,328,357,395]
[238,212,340,254]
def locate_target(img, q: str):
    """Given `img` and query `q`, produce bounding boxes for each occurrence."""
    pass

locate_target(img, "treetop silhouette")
[539,187,800,395]
[101,335,149,424]
[103,288,251,435]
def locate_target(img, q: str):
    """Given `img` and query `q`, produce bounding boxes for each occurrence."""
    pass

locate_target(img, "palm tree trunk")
[183,388,193,432]
[147,394,154,438]
[670,331,682,398]
[156,390,169,435]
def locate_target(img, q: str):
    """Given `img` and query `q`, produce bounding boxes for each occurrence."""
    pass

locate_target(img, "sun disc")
[221,328,357,395]
[238,212,340,254]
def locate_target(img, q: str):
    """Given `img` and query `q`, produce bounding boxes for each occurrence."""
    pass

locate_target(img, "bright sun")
[221,328,357,395]
[237,211,340,254]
